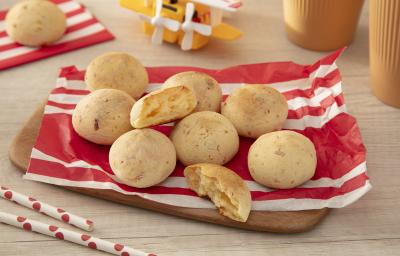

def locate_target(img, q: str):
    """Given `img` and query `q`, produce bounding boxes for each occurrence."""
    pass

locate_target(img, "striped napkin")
[25,49,371,211]
[0,0,114,70]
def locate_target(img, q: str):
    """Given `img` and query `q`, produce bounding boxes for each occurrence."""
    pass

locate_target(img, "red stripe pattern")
[0,0,114,70]
[25,49,370,211]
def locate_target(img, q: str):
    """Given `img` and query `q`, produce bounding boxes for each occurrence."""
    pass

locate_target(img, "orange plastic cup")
[369,0,400,108]
[283,0,364,51]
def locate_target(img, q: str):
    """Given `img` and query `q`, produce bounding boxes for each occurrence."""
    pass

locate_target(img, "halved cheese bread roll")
[130,85,197,128]
[184,163,252,222]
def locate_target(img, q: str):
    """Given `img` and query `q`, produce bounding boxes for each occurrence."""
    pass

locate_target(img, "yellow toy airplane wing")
[212,23,242,40]
[120,0,153,17]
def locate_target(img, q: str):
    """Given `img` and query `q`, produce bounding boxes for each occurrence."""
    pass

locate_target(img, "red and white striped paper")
[0,0,114,70]
[25,49,371,211]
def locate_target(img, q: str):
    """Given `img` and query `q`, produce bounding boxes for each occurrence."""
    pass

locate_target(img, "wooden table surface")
[1,0,399,255]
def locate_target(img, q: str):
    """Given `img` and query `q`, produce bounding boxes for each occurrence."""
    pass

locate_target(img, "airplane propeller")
[139,0,181,45]
[180,2,212,50]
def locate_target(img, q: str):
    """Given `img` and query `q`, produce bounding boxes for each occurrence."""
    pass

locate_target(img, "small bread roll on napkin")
[248,130,317,189]
[222,84,288,139]
[72,89,135,145]
[163,71,222,112]
[109,129,176,188]
[6,0,66,47]
[170,111,239,166]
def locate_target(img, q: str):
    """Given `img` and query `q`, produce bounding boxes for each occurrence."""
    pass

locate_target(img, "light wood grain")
[1,0,400,255]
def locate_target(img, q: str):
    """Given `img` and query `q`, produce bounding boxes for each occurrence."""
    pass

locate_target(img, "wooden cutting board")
[8,103,329,233]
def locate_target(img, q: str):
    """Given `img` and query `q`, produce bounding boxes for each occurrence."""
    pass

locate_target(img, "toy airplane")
[120,0,243,50]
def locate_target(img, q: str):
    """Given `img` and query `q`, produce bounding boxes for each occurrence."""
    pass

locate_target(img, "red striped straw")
[0,186,93,231]
[0,212,156,256]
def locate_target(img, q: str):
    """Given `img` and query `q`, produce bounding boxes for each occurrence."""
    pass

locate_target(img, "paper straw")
[0,186,93,231]
[0,212,156,256]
